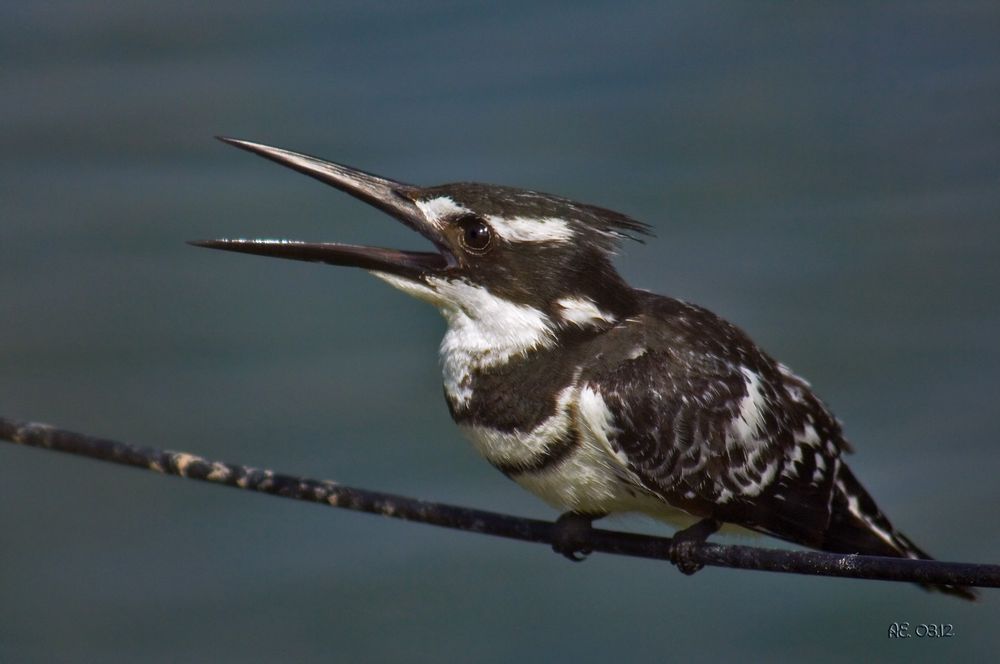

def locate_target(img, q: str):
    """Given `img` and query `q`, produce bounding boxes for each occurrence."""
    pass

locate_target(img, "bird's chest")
[437,300,557,414]
[440,328,579,430]
[441,367,656,515]
[436,318,668,515]
[455,394,667,517]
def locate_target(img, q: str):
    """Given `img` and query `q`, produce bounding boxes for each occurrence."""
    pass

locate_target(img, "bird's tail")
[821,465,977,601]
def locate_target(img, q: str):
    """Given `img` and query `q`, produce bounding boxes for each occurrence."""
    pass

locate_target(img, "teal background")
[2,2,998,661]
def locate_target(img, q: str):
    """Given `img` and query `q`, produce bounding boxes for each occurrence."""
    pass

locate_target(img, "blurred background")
[2,2,998,661]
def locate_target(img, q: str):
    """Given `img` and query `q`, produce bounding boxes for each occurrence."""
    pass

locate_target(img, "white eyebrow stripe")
[487,215,575,243]
[415,196,468,227]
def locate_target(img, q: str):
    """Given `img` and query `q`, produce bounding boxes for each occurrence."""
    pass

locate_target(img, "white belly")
[508,436,676,517]
[459,382,695,524]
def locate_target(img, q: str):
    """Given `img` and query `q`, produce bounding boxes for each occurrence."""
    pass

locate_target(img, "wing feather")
[579,295,850,546]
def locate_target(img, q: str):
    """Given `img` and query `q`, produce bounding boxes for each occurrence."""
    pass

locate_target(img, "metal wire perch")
[1,416,996,595]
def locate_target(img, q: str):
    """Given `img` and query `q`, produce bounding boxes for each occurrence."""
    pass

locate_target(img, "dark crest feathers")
[425,182,654,249]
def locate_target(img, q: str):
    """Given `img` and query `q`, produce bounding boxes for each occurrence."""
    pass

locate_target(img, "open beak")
[191,137,453,278]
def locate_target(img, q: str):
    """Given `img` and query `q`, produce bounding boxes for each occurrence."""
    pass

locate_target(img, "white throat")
[369,272,557,406]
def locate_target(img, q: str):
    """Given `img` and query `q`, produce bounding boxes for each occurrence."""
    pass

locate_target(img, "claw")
[550,512,602,562]
[668,518,720,576]
[669,539,704,575]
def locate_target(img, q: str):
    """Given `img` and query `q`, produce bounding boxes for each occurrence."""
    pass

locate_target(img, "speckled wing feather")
[579,293,976,599]
[581,293,859,546]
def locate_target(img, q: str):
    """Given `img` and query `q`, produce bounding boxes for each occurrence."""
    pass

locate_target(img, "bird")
[194,137,975,600]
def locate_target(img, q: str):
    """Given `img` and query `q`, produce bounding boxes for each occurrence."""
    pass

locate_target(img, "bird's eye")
[458,216,493,253]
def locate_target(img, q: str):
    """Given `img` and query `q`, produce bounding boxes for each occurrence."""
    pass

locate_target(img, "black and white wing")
[579,296,846,546]
[581,295,975,602]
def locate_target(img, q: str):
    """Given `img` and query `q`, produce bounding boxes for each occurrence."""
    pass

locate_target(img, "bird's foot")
[668,518,721,575]
[551,512,602,562]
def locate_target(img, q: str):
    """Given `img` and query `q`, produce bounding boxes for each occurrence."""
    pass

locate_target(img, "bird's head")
[195,139,650,340]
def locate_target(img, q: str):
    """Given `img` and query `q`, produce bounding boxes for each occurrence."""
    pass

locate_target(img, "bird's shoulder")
[576,291,773,382]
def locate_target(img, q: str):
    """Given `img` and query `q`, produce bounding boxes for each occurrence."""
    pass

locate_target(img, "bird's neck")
[438,296,557,409]
[437,285,639,417]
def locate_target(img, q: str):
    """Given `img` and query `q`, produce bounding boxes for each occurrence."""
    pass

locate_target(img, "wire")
[1,416,995,596]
